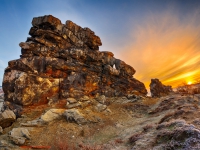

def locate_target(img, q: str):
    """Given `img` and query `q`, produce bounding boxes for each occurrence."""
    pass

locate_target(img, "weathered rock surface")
[150,78,173,97]
[0,109,16,128]
[9,128,30,145]
[63,109,87,124]
[40,109,65,122]
[2,15,147,114]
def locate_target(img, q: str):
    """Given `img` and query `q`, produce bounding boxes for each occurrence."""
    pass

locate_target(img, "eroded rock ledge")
[2,15,147,113]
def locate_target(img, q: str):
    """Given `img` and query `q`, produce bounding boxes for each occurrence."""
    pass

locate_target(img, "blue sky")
[1,0,200,88]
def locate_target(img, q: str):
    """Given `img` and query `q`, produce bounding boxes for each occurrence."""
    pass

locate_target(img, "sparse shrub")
[143,124,154,132]
[158,112,175,124]
[115,138,123,144]
[129,133,142,144]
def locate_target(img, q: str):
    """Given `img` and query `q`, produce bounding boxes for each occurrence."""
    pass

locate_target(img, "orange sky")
[118,10,200,89]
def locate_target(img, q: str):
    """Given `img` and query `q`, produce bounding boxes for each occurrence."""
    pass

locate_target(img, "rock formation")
[2,15,147,113]
[150,78,173,97]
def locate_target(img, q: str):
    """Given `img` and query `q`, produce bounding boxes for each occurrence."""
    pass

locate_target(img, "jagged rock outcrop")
[2,15,147,113]
[150,79,173,97]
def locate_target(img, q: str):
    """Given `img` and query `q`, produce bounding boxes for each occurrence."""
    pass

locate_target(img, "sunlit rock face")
[2,15,147,108]
[150,78,173,97]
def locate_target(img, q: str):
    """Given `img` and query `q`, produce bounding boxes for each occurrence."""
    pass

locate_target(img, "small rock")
[21,119,44,127]
[21,128,31,140]
[9,128,30,145]
[66,102,81,109]
[40,109,65,122]
[11,136,26,145]
[95,103,107,112]
[121,96,128,100]
[80,101,91,108]
[80,96,90,102]
[63,109,87,125]
[66,98,77,104]
[0,109,16,128]
[96,95,106,104]
[105,108,112,113]
[127,94,137,99]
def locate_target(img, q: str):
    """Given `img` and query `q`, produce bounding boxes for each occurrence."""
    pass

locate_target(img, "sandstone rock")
[150,79,173,97]
[9,128,30,145]
[0,109,16,128]
[63,109,87,125]
[40,109,65,122]
[2,15,147,113]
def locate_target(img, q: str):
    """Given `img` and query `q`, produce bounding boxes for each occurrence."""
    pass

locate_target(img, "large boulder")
[150,79,173,97]
[2,15,147,114]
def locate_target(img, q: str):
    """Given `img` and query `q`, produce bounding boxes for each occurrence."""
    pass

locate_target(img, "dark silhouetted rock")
[150,79,173,97]
[2,15,147,114]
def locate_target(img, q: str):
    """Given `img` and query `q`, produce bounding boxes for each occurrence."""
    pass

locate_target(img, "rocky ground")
[1,93,200,150]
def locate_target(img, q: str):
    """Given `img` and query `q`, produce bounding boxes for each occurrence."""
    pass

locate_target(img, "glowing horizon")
[117,9,200,89]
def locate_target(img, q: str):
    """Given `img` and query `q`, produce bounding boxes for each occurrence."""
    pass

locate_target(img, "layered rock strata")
[150,78,173,97]
[3,15,147,111]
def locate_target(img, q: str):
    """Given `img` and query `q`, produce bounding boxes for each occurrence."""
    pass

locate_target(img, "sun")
[187,81,192,85]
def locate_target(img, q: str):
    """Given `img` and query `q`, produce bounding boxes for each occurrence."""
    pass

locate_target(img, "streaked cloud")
[119,9,200,88]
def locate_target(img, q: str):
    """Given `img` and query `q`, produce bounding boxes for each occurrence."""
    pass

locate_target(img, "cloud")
[118,9,200,88]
